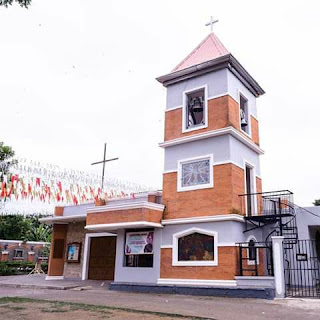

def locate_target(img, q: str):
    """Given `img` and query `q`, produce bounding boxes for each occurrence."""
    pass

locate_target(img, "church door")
[88,236,116,280]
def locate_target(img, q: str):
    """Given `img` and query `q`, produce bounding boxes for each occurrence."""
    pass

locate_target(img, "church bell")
[240,109,248,127]
[191,97,203,113]
[241,117,248,127]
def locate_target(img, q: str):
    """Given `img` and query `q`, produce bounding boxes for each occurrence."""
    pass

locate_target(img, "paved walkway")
[0,275,109,290]
[0,277,319,319]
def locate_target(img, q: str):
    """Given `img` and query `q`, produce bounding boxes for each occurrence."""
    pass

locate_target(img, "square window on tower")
[177,154,213,192]
[185,88,206,130]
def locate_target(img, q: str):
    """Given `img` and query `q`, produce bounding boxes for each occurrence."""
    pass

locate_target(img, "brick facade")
[87,208,164,225]
[165,94,260,147]
[250,116,260,146]
[165,95,240,141]
[54,206,64,216]
[0,241,48,263]
[162,163,245,220]
[160,247,238,280]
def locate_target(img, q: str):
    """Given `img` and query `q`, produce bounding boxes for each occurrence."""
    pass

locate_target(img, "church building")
[41,30,279,297]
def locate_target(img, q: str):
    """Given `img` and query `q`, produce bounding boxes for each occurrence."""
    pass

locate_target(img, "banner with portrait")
[125,231,154,255]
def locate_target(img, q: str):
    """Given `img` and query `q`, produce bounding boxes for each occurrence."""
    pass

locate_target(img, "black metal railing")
[237,241,273,277]
[239,190,294,217]
[284,239,320,298]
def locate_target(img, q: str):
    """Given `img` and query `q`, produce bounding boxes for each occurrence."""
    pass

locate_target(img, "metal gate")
[284,240,320,298]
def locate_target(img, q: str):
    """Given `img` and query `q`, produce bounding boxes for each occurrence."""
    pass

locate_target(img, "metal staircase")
[239,190,299,276]
[238,191,320,297]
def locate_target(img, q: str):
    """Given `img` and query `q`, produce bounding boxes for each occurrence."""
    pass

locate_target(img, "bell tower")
[157,32,265,220]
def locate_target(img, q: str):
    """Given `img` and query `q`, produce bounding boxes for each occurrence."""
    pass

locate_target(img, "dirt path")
[0,286,319,320]
[0,297,210,320]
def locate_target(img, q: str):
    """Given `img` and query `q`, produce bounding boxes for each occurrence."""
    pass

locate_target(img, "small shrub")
[0,263,16,276]
[0,261,48,275]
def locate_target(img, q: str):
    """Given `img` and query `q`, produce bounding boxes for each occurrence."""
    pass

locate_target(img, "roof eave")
[156,54,265,97]
[156,54,231,87]
[229,55,265,97]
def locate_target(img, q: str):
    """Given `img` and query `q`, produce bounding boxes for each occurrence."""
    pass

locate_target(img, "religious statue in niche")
[66,242,81,263]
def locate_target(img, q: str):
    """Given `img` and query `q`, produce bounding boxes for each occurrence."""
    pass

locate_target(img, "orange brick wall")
[48,224,68,276]
[256,177,263,214]
[1,252,8,262]
[165,95,260,146]
[162,163,245,220]
[160,247,238,280]
[250,116,260,146]
[165,95,240,141]
[54,206,64,216]
[256,177,262,194]
[87,208,164,225]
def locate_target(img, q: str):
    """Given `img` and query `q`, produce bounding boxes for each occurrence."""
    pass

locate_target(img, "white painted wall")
[164,134,261,176]
[227,69,258,118]
[161,221,263,247]
[164,135,230,172]
[63,203,93,216]
[296,206,320,240]
[229,136,261,176]
[114,229,162,284]
[166,69,228,109]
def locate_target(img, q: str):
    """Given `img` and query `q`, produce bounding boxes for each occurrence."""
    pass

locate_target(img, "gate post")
[272,236,285,298]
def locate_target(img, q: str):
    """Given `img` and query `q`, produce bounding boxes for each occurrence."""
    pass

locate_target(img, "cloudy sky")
[0,0,319,206]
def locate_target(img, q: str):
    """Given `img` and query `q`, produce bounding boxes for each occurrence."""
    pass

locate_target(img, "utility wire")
[294,204,320,219]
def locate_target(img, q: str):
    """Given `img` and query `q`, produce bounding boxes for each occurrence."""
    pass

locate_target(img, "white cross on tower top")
[205,16,219,32]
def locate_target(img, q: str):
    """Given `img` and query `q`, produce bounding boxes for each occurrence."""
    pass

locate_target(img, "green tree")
[30,224,51,242]
[0,215,51,242]
[0,141,16,174]
[0,215,32,241]
[0,0,31,8]
[313,199,320,206]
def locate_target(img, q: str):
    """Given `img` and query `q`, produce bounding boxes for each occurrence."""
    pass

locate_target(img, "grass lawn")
[0,297,214,320]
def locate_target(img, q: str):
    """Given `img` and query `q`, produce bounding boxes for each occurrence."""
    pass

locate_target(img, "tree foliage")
[30,224,51,242]
[0,215,51,242]
[313,199,320,206]
[0,141,16,174]
[0,0,31,8]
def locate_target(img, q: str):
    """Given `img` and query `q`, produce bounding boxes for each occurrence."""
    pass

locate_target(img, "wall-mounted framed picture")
[66,242,81,263]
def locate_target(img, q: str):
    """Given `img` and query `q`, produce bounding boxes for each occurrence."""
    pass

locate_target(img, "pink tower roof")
[172,32,229,72]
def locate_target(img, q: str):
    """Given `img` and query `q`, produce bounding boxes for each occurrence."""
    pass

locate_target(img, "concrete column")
[47,224,68,279]
[27,252,35,263]
[272,236,285,298]
[1,251,9,262]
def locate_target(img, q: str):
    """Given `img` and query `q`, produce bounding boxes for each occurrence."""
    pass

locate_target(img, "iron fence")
[284,239,320,298]
[237,241,273,277]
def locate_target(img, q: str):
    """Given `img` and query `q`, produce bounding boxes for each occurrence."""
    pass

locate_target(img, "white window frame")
[244,160,257,216]
[246,235,259,265]
[177,154,214,192]
[172,227,218,266]
[182,85,208,133]
[13,248,24,258]
[238,90,251,138]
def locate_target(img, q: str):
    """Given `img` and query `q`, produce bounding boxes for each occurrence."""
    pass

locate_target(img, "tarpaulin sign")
[125,231,154,255]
